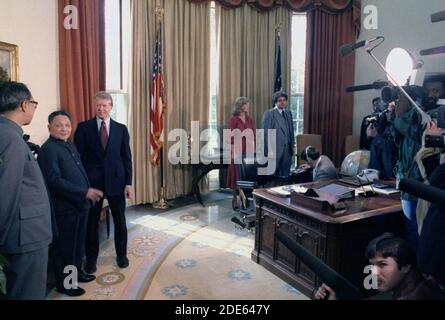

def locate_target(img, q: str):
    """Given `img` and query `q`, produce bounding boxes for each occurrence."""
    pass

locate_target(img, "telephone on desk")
[356,169,379,184]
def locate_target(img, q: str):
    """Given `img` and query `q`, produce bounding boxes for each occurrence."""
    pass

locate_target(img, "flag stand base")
[153,187,170,209]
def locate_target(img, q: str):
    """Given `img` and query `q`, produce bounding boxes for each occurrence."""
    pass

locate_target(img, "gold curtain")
[129,0,158,205]
[163,0,211,199]
[216,3,292,130]
[129,0,211,204]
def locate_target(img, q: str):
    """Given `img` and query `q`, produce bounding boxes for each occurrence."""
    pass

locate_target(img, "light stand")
[364,42,431,126]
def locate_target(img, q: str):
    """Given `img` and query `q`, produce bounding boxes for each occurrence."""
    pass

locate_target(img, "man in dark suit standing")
[262,91,295,177]
[0,82,52,300]
[74,92,133,273]
[38,111,103,296]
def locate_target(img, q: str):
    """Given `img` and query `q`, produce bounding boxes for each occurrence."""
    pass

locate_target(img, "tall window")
[208,2,220,190]
[208,2,218,154]
[105,0,131,126]
[290,13,307,136]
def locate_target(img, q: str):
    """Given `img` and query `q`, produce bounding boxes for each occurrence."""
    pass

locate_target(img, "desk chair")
[296,134,322,166]
[232,155,289,231]
[344,135,360,158]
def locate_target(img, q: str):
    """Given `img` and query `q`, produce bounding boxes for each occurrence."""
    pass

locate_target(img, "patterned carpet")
[47,199,308,300]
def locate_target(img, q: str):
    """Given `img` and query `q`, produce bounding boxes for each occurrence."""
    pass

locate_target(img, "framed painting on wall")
[0,41,19,83]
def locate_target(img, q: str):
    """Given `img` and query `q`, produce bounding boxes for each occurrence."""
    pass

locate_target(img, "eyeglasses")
[28,100,38,108]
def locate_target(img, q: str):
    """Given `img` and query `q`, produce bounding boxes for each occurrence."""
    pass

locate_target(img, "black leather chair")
[231,154,289,231]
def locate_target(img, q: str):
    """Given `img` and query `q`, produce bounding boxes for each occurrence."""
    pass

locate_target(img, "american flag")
[274,32,282,93]
[150,29,166,166]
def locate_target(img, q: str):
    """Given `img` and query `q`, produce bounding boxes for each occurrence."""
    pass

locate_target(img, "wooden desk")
[190,162,227,206]
[252,182,404,298]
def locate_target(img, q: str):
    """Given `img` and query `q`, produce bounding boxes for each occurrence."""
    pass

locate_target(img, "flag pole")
[274,23,283,93]
[152,7,170,209]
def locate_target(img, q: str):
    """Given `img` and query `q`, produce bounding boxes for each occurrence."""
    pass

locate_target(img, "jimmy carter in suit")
[38,111,103,296]
[74,92,133,272]
[262,92,295,177]
[0,82,52,300]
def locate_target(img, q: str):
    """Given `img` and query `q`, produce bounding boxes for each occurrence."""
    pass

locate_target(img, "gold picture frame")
[0,41,19,83]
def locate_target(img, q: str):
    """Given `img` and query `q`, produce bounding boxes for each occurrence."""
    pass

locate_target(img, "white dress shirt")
[274,106,285,115]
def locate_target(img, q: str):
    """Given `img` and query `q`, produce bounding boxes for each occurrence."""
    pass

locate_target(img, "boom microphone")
[420,46,445,56]
[275,230,361,300]
[399,178,445,207]
[339,37,384,57]
[431,10,445,23]
[346,80,388,92]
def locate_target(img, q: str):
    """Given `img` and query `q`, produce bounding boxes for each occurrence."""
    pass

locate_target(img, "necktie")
[100,121,108,150]
[281,110,286,120]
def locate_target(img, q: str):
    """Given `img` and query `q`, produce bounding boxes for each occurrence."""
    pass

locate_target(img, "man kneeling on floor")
[38,111,104,297]
[313,233,445,300]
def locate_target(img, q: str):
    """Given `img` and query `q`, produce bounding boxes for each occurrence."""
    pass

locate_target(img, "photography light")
[385,48,416,85]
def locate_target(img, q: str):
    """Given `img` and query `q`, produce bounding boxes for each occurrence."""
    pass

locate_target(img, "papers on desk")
[268,183,357,212]
[358,184,400,195]
[267,183,355,204]
[314,184,355,200]
[267,185,308,197]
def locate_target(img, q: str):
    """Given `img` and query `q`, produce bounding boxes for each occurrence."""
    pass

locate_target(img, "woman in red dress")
[226,97,256,206]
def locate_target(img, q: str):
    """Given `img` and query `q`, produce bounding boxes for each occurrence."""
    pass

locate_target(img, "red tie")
[100,121,108,149]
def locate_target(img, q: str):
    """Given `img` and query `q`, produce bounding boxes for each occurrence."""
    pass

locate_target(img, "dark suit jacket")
[0,117,52,254]
[74,118,132,196]
[38,136,91,215]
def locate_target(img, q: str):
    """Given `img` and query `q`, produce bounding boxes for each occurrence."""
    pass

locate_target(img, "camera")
[381,85,425,104]
[424,106,445,150]
[425,134,445,149]
[364,115,379,127]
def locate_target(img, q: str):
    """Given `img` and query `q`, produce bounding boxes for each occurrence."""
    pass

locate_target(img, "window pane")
[110,92,128,126]
[291,13,307,136]
[105,0,122,91]
[208,3,218,154]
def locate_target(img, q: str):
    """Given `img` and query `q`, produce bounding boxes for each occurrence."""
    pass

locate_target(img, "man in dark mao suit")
[0,82,52,300]
[38,111,103,296]
[74,92,133,273]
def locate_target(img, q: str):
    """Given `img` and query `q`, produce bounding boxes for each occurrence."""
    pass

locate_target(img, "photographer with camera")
[423,75,445,119]
[389,85,426,251]
[408,77,445,235]
[367,101,397,179]
[360,97,386,150]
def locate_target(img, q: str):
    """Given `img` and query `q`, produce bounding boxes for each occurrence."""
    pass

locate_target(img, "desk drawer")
[257,205,326,287]
[275,219,326,286]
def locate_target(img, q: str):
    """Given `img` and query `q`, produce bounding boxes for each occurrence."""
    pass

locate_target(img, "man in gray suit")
[262,91,295,177]
[300,146,338,182]
[0,82,52,300]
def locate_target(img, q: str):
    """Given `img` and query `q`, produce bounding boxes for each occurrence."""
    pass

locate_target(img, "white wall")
[0,0,59,144]
[353,0,445,135]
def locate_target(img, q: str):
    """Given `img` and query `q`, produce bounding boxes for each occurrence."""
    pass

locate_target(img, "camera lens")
[382,86,398,103]
[425,135,445,149]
